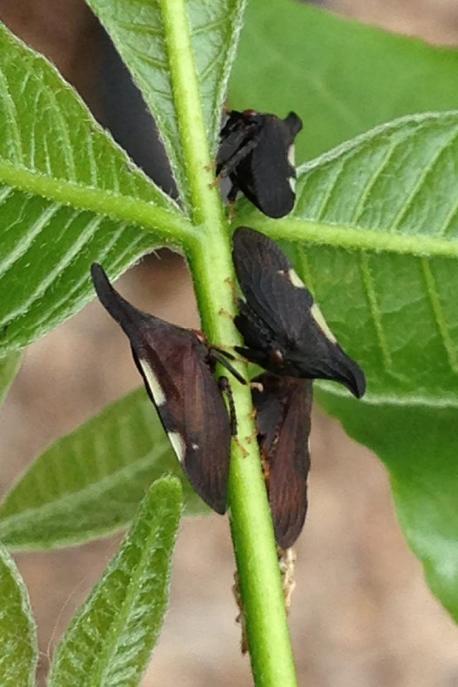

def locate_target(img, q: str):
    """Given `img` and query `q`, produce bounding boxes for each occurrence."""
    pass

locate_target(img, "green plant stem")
[159,1,298,682]
[188,235,298,687]
[161,0,297,687]
[160,0,223,226]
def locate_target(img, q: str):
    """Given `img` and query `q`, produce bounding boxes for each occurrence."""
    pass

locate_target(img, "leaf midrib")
[0,159,194,245]
[242,215,458,259]
[316,382,458,409]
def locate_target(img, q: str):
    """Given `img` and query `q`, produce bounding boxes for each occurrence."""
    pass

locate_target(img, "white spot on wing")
[287,146,296,194]
[139,360,166,406]
[287,144,295,166]
[168,431,186,463]
[288,268,305,289]
[310,303,337,343]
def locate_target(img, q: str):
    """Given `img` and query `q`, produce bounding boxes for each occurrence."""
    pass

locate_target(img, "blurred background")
[0,1,457,685]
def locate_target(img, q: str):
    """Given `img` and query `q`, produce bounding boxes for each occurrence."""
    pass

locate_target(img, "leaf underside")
[0,389,207,551]
[293,112,458,402]
[0,22,179,356]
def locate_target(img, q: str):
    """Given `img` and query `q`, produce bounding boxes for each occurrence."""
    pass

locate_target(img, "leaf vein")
[0,202,61,278]
[44,87,77,181]
[311,158,345,221]
[122,42,169,71]
[389,127,458,232]
[437,195,458,237]
[421,258,458,374]
[0,69,24,163]
[115,20,162,37]
[358,252,395,375]
[0,214,103,329]
[351,138,406,225]
[191,17,229,36]
[26,223,132,331]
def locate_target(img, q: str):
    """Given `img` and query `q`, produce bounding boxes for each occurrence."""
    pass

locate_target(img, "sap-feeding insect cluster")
[92,110,366,550]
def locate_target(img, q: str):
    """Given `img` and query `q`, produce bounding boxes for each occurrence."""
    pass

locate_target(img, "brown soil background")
[0,2,457,685]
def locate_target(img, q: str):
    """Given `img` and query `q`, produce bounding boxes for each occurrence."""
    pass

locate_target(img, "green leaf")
[241,111,458,620]
[48,476,182,687]
[0,389,207,551]
[230,1,458,161]
[0,544,37,686]
[317,390,458,622]
[0,352,21,407]
[85,0,246,209]
[0,22,189,356]
[243,112,458,398]
[297,111,458,399]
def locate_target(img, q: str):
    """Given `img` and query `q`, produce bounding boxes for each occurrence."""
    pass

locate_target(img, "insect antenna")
[209,347,246,385]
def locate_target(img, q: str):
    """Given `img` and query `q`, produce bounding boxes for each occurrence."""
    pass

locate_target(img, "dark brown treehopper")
[232,227,366,398]
[90,264,245,514]
[252,373,312,549]
[216,110,303,219]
